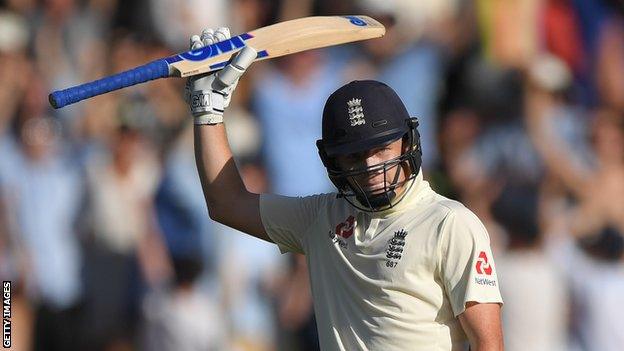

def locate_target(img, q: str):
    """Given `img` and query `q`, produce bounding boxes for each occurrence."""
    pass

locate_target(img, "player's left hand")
[186,27,257,125]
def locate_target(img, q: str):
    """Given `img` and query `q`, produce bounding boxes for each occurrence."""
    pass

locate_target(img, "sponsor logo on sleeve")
[474,251,497,286]
[475,251,493,275]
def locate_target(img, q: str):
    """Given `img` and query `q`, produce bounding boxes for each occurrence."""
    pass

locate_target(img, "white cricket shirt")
[260,172,503,350]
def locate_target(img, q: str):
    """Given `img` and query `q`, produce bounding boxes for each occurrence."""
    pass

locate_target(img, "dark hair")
[491,185,540,247]
[578,226,624,262]
[172,257,204,287]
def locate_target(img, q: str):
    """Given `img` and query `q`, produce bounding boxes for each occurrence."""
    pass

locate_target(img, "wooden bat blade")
[166,15,385,77]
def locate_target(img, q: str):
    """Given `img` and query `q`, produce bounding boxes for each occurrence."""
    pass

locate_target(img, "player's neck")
[367,169,428,218]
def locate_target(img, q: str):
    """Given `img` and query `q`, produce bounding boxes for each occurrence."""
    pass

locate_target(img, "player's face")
[335,138,408,195]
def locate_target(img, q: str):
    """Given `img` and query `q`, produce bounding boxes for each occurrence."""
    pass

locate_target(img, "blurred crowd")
[0,0,623,350]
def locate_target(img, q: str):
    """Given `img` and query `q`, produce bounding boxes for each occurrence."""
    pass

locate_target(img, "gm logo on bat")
[168,16,369,63]
[171,33,254,62]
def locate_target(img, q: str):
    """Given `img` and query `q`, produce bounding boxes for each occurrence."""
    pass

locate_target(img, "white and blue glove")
[186,27,257,125]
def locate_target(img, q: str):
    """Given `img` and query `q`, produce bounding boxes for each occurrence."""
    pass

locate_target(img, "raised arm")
[524,82,591,199]
[189,28,271,242]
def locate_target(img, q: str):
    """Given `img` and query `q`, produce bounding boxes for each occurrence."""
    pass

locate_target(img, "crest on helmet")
[347,98,365,126]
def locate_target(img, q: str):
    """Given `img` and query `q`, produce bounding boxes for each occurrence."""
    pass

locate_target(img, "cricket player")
[189,28,504,351]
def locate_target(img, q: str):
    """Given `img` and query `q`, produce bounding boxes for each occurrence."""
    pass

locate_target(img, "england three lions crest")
[347,98,365,126]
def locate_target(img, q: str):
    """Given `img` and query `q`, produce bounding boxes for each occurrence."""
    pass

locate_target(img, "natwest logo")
[475,251,493,275]
[335,215,355,239]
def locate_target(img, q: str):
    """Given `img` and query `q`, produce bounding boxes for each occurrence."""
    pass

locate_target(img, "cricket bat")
[49,15,385,109]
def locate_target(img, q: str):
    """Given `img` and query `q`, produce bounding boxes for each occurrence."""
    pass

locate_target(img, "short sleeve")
[438,206,503,317]
[259,193,327,255]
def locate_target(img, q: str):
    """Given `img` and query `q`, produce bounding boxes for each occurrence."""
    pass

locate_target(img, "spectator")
[141,256,226,351]
[251,49,338,196]
[0,78,84,350]
[525,48,624,351]
[81,108,169,350]
[492,185,569,351]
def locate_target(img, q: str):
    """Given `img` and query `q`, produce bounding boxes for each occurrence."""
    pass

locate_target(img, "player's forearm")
[194,123,250,220]
[468,338,504,351]
[464,325,504,351]
[459,303,504,351]
[525,90,590,196]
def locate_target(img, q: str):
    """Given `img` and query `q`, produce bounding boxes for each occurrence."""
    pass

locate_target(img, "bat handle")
[48,59,170,109]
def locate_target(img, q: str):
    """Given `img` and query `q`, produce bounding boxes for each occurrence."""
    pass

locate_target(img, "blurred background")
[0,0,623,350]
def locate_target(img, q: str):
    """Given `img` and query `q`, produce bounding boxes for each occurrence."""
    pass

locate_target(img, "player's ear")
[316,139,329,166]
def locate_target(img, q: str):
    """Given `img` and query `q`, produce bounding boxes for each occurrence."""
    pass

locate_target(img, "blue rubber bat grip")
[49,59,170,109]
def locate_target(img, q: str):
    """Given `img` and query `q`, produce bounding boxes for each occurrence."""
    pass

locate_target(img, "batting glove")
[186,27,257,125]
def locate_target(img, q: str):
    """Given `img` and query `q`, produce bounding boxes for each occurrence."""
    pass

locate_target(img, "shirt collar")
[357,168,432,218]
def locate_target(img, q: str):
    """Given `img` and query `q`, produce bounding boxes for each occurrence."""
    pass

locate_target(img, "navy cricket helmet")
[316,80,422,212]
